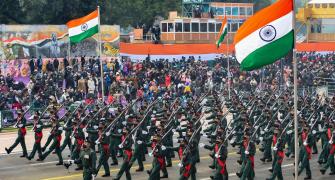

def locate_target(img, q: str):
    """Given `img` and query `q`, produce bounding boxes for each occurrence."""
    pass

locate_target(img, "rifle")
[119,98,159,146]
[179,113,206,165]
[149,126,175,155]
[62,102,85,126]
[104,98,140,134]
[14,106,32,128]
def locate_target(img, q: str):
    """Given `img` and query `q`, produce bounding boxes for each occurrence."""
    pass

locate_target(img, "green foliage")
[0,0,271,27]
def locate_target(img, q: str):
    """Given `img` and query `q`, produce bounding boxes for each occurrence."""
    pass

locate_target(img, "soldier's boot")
[266,158,272,162]
[304,176,311,180]
[320,169,326,175]
[161,168,168,178]
[102,174,110,177]
[166,158,172,167]
[5,148,10,154]
[329,172,335,175]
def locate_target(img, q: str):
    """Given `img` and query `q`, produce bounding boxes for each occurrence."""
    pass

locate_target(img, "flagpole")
[226,11,230,100]
[292,0,298,179]
[97,6,105,103]
[67,35,71,65]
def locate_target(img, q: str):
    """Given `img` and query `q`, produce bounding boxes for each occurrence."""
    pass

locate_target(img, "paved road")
[1,130,335,180]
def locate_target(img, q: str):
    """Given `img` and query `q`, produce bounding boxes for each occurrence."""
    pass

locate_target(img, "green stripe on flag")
[69,25,99,43]
[217,28,228,48]
[240,30,294,71]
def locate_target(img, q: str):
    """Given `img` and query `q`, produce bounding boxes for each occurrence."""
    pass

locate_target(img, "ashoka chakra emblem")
[81,23,88,31]
[259,25,277,42]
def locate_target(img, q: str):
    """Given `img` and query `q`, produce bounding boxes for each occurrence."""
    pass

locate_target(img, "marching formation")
[4,72,335,180]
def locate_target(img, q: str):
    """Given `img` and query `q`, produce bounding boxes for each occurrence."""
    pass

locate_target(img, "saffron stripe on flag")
[234,0,293,44]
[67,10,98,28]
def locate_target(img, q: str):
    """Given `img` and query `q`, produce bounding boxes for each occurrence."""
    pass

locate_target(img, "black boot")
[5,148,10,154]
[110,162,118,166]
[75,167,83,171]
[136,167,144,172]
[160,174,168,178]
[320,169,326,175]
[102,174,110,177]
[304,176,311,180]
[56,162,63,166]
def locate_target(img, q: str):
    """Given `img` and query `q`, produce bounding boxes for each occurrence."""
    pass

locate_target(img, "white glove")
[273,147,278,151]
[147,126,151,130]
[215,153,220,158]
[137,140,143,144]
[260,131,265,135]
[287,130,293,134]
[259,137,263,141]
[254,126,259,130]
[142,130,148,134]
[149,152,153,157]
[118,129,122,133]
[106,132,111,136]
[18,124,23,128]
[48,132,51,135]
[178,163,183,167]
[161,145,166,150]
[253,116,257,119]
[83,128,87,132]
[199,143,205,148]
[245,151,249,155]
[172,129,176,133]
[182,132,186,136]
[122,121,127,125]
[37,125,42,128]
[312,130,316,135]
[58,127,63,131]
[93,125,99,129]
[303,141,308,146]
[230,139,235,144]
[95,140,100,145]
[118,144,123,148]
[329,141,333,144]
[232,130,236,134]
[264,128,268,132]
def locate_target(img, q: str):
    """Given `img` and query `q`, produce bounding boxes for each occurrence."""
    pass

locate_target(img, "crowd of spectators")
[0,52,334,125]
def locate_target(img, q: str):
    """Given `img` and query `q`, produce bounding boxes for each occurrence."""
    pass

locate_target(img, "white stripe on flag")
[235,12,293,64]
[68,17,99,37]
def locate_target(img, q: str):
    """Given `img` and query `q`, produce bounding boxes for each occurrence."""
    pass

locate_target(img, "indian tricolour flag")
[234,0,294,71]
[67,10,99,43]
[216,16,228,48]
